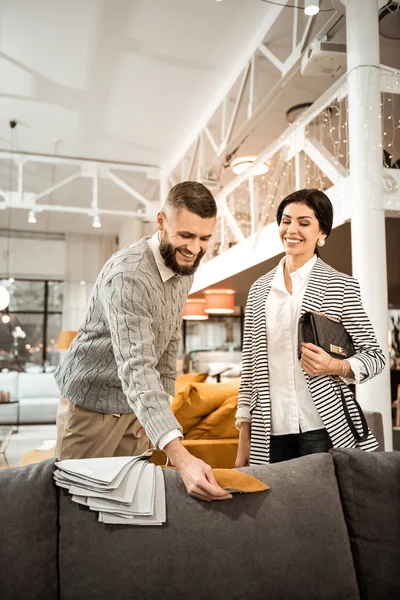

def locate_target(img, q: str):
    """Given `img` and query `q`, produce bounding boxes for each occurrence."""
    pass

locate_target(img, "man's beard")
[159,232,205,276]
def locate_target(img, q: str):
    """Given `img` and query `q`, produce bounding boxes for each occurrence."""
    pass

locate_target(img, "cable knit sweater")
[54,237,193,446]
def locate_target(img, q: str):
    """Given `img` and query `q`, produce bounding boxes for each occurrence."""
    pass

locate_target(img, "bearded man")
[54,181,231,502]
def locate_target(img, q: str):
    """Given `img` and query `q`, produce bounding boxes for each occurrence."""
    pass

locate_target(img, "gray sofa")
[0,448,399,600]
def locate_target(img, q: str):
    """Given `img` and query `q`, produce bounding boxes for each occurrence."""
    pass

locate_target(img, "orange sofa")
[20,375,240,469]
[171,379,240,468]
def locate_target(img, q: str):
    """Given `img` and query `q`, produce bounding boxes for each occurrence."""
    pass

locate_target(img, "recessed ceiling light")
[92,214,102,228]
[28,210,37,224]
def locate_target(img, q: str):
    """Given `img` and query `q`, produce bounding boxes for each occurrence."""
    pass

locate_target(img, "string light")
[204,65,400,258]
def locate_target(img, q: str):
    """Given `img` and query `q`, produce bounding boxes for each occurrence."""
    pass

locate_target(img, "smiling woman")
[277,188,333,263]
[235,188,386,466]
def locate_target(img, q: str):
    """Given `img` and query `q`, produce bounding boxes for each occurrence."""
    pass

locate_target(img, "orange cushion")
[185,395,238,439]
[174,372,208,394]
[182,438,238,468]
[170,380,241,434]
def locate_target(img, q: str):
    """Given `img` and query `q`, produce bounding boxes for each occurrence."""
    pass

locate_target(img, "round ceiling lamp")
[304,0,319,16]
[379,1,400,40]
[204,289,235,314]
[231,156,269,176]
[286,102,313,124]
[0,286,10,311]
[183,299,209,321]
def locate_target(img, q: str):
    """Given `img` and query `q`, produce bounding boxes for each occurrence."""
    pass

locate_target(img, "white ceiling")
[0,0,399,237]
[0,0,280,164]
[0,0,287,235]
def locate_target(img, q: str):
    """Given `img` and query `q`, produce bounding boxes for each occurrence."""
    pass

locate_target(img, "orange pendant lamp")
[204,289,235,314]
[183,298,209,321]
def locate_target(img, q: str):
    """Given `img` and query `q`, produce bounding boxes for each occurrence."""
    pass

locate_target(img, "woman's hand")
[300,343,354,378]
[300,342,336,377]
[235,422,251,468]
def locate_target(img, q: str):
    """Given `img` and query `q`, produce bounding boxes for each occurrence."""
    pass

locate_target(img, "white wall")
[118,217,155,250]
[0,236,66,279]
[0,233,118,330]
[62,234,118,329]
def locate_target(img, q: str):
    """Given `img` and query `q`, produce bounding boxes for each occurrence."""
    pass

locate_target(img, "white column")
[295,151,306,189]
[345,0,392,449]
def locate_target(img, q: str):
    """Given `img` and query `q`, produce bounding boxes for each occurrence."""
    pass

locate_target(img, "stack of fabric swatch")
[53,455,165,526]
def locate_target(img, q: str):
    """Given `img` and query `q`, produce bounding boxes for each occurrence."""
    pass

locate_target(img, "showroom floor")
[1,425,56,468]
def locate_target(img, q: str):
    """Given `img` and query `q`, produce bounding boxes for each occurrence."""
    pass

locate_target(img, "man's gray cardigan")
[54,237,193,446]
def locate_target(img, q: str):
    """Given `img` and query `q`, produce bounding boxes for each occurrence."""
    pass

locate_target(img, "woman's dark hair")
[276,188,333,256]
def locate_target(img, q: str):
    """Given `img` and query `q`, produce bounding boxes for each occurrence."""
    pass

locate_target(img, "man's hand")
[300,342,335,377]
[164,438,232,502]
[136,426,146,438]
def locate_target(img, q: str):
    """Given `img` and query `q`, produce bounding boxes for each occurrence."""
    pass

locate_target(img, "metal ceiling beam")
[33,172,81,203]
[303,137,348,186]
[258,43,284,73]
[176,10,342,181]
[0,149,160,178]
[164,0,291,175]
[0,197,149,220]
[106,171,157,216]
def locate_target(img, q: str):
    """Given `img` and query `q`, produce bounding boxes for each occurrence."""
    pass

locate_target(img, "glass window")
[46,313,63,369]
[48,281,64,312]
[0,279,64,372]
[6,280,45,312]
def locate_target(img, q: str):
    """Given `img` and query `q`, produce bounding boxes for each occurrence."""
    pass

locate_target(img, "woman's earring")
[317,239,326,247]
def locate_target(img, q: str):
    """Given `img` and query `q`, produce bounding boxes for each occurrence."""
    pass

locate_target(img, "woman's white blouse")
[236,255,365,434]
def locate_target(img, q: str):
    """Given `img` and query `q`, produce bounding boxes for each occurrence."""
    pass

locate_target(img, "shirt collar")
[148,232,176,283]
[292,254,317,281]
[271,254,317,292]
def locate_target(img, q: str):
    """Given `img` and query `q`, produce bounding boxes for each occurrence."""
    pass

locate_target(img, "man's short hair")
[163,181,217,219]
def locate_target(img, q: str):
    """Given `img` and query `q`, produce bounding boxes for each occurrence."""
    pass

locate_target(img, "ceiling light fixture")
[28,210,37,224]
[231,156,269,176]
[204,289,235,314]
[304,0,319,16]
[92,214,102,228]
[1,314,10,324]
[183,299,209,321]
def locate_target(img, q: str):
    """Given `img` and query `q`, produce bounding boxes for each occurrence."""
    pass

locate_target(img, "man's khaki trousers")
[55,395,150,460]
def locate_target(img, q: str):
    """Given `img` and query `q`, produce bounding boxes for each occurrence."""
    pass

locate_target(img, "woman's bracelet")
[324,356,333,376]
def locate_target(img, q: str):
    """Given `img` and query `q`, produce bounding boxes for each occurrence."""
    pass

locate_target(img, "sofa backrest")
[0,371,19,401]
[0,459,58,600]
[18,372,60,399]
[192,350,242,377]
[331,448,400,600]
[58,453,360,600]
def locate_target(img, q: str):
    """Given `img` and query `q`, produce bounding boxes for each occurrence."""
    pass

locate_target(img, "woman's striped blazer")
[238,257,386,465]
